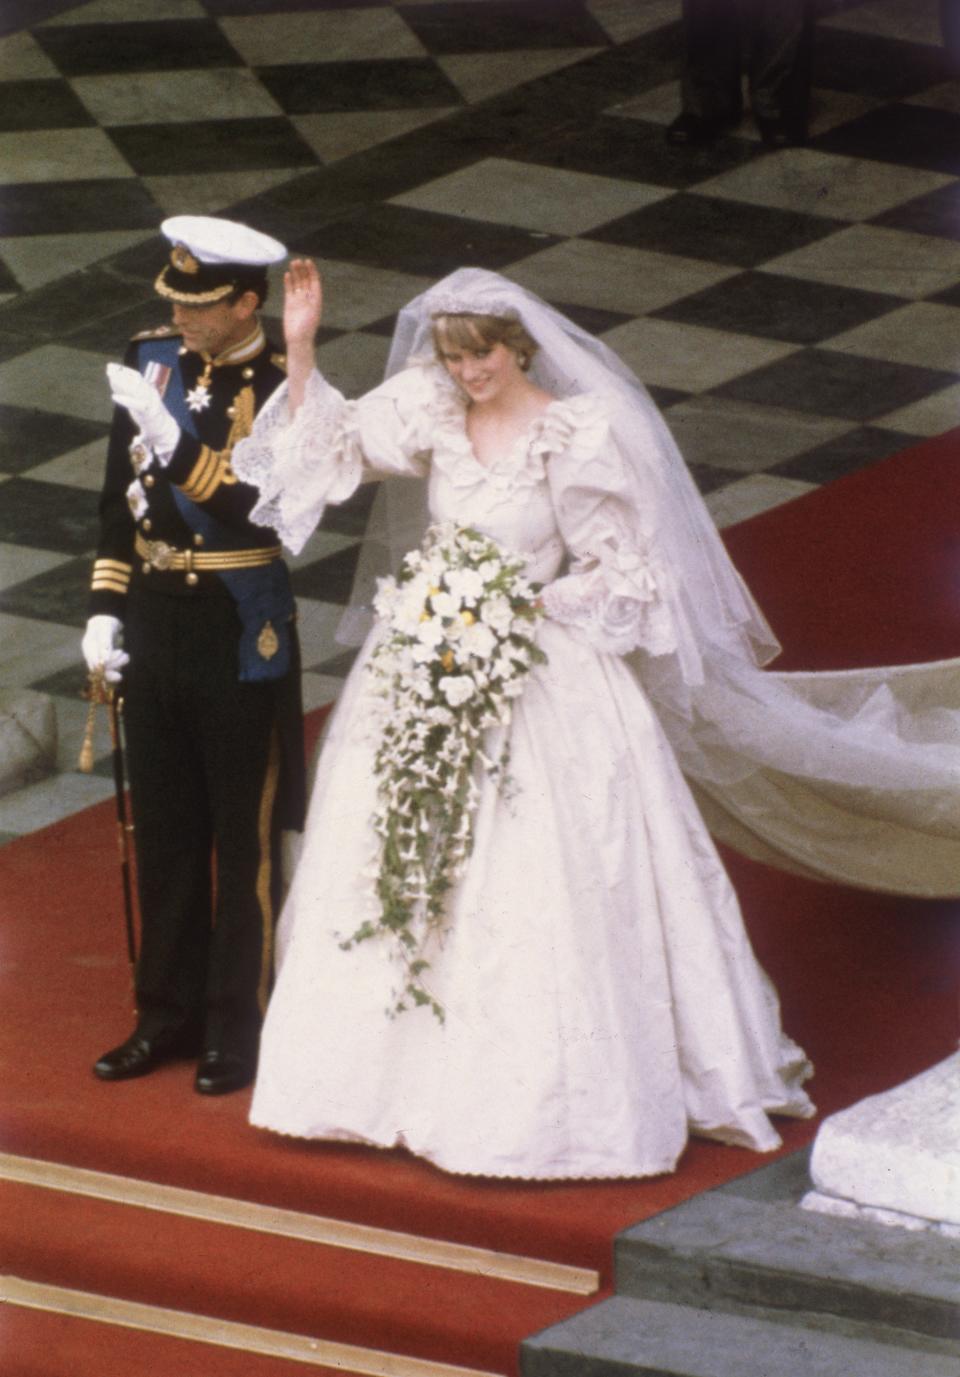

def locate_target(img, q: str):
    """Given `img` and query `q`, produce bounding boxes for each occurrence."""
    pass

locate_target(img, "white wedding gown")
[243,361,815,1180]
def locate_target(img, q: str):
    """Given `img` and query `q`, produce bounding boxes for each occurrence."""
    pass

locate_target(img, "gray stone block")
[522,1296,960,1377]
[616,1190,960,1343]
[0,690,57,797]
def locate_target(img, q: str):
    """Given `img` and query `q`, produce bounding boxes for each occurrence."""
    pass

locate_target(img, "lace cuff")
[232,370,363,554]
[542,538,677,658]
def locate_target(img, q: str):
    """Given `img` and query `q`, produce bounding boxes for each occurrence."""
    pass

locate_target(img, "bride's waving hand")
[283,257,323,411]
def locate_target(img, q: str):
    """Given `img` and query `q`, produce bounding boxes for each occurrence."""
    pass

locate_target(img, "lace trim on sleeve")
[232,370,363,555]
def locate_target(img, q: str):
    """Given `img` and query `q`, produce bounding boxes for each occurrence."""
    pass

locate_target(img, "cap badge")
[171,243,200,275]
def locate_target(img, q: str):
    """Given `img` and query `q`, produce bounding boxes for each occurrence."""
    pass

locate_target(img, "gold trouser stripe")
[0,1277,502,1377]
[0,1153,599,1295]
[178,445,227,503]
[255,729,280,1017]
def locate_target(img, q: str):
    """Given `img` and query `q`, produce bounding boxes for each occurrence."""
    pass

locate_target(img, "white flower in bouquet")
[341,522,547,1021]
[460,620,497,661]
[440,674,476,707]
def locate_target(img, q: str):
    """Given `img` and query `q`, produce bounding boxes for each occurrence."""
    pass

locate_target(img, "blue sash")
[137,337,294,683]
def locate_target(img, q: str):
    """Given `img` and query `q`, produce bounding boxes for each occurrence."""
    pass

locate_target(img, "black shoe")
[93,1026,203,1081]
[194,1051,255,1096]
[665,111,739,147]
[755,115,805,148]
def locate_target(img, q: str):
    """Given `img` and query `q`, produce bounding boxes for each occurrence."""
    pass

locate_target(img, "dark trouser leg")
[122,595,214,1039]
[199,678,282,1062]
[679,0,744,122]
[742,0,812,134]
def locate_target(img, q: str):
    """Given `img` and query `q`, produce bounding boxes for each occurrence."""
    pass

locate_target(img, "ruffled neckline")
[425,363,601,492]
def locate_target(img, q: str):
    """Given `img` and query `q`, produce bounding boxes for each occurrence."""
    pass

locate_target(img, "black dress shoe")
[665,111,739,147]
[194,1051,255,1096]
[93,1026,203,1081]
[755,115,805,148]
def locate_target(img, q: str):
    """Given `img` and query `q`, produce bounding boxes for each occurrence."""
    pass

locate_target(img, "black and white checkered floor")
[2,0,959,841]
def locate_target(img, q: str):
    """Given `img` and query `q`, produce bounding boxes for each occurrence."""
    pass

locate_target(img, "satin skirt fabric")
[250,619,813,1180]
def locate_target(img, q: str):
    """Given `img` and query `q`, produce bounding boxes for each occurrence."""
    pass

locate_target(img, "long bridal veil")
[334,268,960,898]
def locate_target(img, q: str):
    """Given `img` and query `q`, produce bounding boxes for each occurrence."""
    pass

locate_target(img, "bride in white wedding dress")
[233,262,960,1180]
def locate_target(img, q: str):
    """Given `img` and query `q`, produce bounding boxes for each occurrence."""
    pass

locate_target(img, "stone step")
[614,1182,960,1349]
[521,1295,960,1377]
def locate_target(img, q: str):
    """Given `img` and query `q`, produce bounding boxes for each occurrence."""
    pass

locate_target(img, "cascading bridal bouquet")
[341,522,547,1020]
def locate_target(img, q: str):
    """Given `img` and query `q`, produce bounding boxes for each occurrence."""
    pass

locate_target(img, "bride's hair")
[430,312,539,371]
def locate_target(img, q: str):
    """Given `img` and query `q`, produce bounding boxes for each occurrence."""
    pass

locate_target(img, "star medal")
[186,383,212,413]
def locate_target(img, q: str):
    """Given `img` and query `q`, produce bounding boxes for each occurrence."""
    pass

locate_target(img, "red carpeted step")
[0,1178,600,1376]
[0,1299,351,1377]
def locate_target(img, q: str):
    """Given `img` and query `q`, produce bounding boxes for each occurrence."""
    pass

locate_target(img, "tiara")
[425,290,520,320]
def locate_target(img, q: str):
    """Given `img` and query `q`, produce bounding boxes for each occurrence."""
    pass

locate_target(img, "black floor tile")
[107,117,319,176]
[203,0,378,12]
[0,478,98,555]
[35,19,244,77]
[310,646,360,676]
[397,0,610,55]
[550,301,635,336]
[298,202,559,276]
[870,180,960,242]
[0,265,157,344]
[713,347,958,422]
[929,280,960,307]
[0,554,92,627]
[65,299,176,355]
[522,114,757,190]
[0,407,108,476]
[257,58,464,115]
[291,541,360,603]
[812,27,950,101]
[587,193,842,269]
[0,0,84,38]
[647,384,693,410]
[686,461,744,495]
[0,333,34,366]
[651,270,902,345]
[30,662,93,697]
[811,103,960,176]
[316,481,377,538]
[0,79,95,132]
[0,257,20,295]
[0,179,162,238]
[769,424,924,485]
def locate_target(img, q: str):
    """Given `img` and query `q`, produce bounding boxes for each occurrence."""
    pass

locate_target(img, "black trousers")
[121,589,294,1059]
[679,0,813,129]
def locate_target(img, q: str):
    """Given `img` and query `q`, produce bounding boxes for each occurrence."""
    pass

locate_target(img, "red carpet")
[2,431,959,1373]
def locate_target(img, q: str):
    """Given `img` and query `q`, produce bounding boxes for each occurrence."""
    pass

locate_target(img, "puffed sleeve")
[541,395,678,659]
[232,362,441,554]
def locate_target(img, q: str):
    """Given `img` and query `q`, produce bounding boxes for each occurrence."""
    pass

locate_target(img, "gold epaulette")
[131,324,182,342]
[91,558,132,596]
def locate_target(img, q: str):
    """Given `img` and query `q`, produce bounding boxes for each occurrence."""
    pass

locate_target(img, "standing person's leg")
[93,593,211,1080]
[667,0,744,145]
[745,0,813,145]
[189,598,287,1093]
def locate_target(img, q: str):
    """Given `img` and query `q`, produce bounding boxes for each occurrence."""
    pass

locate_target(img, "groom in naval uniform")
[83,215,305,1095]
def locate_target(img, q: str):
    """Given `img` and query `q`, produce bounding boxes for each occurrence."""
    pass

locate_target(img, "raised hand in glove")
[81,614,130,684]
[106,362,180,464]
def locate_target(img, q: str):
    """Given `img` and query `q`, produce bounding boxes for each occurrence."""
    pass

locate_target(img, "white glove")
[106,363,180,463]
[82,614,129,683]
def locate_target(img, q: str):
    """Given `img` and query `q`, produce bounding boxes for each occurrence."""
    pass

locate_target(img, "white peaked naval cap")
[160,215,287,266]
[155,215,288,303]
